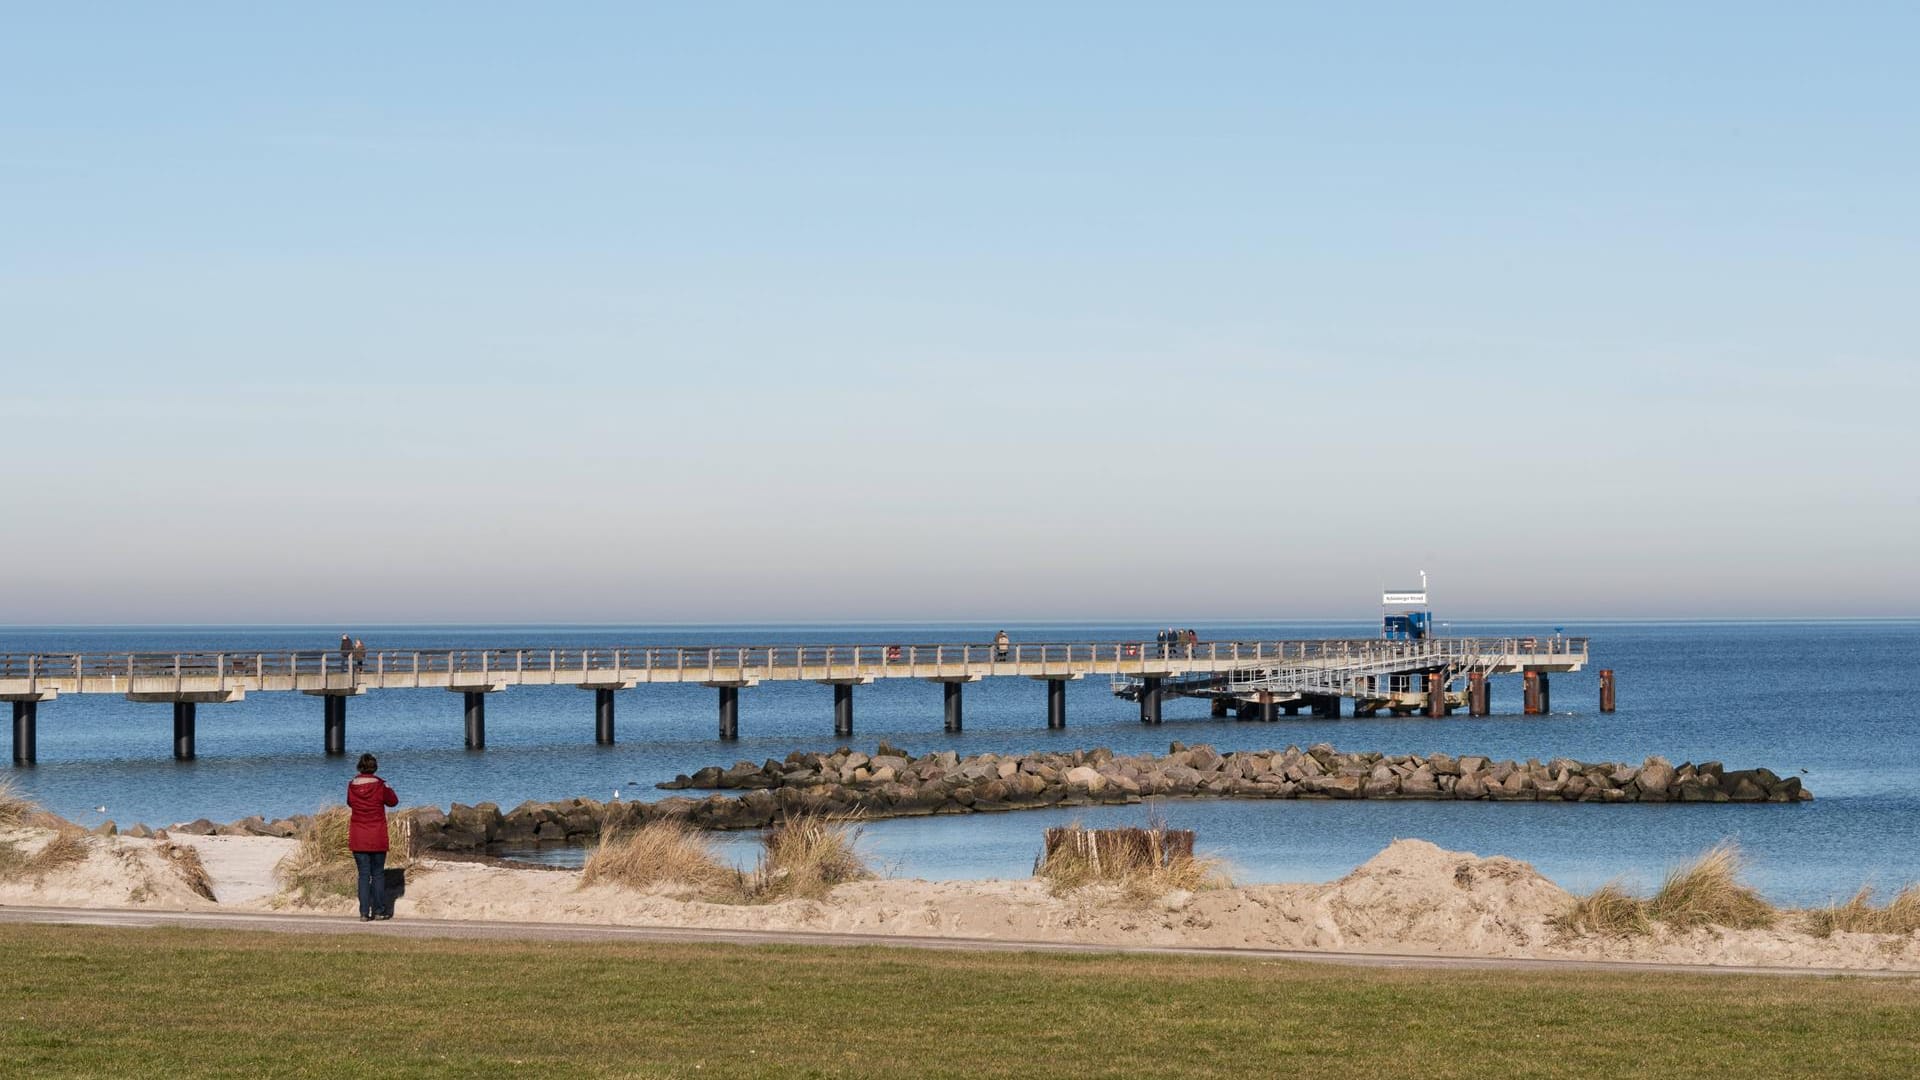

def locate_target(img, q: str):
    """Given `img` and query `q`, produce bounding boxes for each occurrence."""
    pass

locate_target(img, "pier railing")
[0,637,1590,687]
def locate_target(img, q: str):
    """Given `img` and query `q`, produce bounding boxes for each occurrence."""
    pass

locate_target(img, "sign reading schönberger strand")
[1382,591,1428,606]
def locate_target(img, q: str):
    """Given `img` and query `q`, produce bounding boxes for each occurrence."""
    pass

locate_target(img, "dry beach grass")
[272,806,416,905]
[583,813,872,903]
[1557,843,1780,935]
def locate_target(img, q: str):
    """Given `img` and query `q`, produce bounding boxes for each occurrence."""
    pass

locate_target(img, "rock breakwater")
[134,743,1810,852]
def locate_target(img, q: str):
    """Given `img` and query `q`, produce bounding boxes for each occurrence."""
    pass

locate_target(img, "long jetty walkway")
[1,637,1595,763]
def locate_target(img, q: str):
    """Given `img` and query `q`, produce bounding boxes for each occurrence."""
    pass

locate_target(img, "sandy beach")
[3,826,1913,972]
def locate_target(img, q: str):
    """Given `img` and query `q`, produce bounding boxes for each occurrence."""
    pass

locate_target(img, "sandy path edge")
[2,904,1911,979]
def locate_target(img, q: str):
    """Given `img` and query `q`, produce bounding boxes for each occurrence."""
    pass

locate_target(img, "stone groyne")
[128,743,1810,852]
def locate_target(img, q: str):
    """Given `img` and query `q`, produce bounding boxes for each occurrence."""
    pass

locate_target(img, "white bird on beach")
[611,788,621,801]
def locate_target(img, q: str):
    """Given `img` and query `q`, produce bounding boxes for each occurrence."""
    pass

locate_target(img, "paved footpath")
[1,905,1910,979]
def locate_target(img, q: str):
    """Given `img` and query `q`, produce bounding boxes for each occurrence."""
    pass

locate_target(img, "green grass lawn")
[1,925,1915,1079]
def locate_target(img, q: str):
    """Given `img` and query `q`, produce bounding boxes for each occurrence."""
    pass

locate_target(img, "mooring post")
[1599,668,1616,713]
[596,687,617,745]
[943,681,963,733]
[1523,671,1542,716]
[717,686,738,740]
[464,691,486,749]
[172,701,196,761]
[833,683,854,737]
[11,700,37,765]
[1426,673,1446,718]
[1139,677,1162,724]
[1469,671,1490,716]
[1046,678,1067,730]
[324,695,347,756]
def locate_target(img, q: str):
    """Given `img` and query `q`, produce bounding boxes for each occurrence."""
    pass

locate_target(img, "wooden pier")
[1,636,1591,762]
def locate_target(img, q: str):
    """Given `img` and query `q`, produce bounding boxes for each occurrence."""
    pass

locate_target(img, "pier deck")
[1,637,1592,762]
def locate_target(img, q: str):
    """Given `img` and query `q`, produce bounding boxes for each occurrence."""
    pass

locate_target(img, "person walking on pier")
[348,753,399,921]
[350,637,366,674]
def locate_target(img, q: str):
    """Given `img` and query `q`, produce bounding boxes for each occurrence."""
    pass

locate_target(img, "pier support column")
[1258,691,1275,723]
[1310,695,1340,719]
[172,702,196,761]
[943,682,963,733]
[1539,672,1551,714]
[833,683,854,738]
[324,695,347,756]
[1599,669,1616,713]
[1046,679,1067,730]
[1426,673,1446,718]
[718,686,739,741]
[1283,703,1300,716]
[1523,672,1542,716]
[1469,671,1490,716]
[1210,697,1227,718]
[1138,678,1162,725]
[11,700,37,765]
[595,688,617,745]
[464,692,487,749]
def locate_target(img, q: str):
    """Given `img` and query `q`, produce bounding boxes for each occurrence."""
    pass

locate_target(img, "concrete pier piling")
[1426,673,1447,718]
[1139,677,1163,724]
[172,702,196,761]
[1599,668,1616,713]
[1258,690,1275,722]
[463,692,486,749]
[943,681,963,733]
[833,683,854,737]
[595,688,617,744]
[717,686,738,740]
[1523,672,1542,715]
[1469,671,1490,716]
[1046,678,1067,730]
[1210,697,1228,718]
[11,700,36,764]
[1310,695,1340,719]
[323,695,346,756]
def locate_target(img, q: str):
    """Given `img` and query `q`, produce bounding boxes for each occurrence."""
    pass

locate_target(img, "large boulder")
[1637,757,1676,797]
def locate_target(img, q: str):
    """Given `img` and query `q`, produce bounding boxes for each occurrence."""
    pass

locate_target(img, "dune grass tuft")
[159,842,218,901]
[582,818,737,897]
[1802,885,1920,938]
[1555,882,1653,936]
[274,806,415,905]
[1557,843,1777,936]
[1645,843,1776,930]
[1034,822,1229,901]
[745,814,871,902]
[0,777,32,829]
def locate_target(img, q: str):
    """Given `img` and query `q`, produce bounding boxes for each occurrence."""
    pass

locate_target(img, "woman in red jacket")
[347,753,399,920]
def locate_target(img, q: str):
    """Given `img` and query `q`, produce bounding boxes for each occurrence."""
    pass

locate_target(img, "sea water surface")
[5,620,1915,905]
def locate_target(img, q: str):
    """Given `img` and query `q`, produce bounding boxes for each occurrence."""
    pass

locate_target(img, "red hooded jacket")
[347,773,398,852]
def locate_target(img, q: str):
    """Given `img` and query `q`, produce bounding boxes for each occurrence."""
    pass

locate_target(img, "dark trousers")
[353,850,388,917]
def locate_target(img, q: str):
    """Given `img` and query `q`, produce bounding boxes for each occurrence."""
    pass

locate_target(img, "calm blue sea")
[5,620,1915,905]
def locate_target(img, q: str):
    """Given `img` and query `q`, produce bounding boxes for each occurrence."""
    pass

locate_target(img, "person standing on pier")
[348,753,399,920]
[338,633,353,673]
[994,630,1011,660]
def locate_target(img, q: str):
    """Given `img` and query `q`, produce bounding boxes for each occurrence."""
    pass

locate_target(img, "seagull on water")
[94,806,107,813]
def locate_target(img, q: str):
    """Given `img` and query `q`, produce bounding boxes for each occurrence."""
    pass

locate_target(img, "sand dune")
[4,828,1914,972]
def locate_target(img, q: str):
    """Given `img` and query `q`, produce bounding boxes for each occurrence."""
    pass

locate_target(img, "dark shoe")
[360,915,373,921]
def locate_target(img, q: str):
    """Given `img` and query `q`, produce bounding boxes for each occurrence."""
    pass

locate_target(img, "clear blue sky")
[2,3,1915,623]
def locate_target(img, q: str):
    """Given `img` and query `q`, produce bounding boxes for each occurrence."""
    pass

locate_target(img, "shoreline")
[3,826,1913,974]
